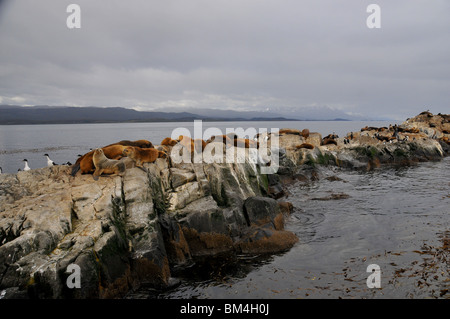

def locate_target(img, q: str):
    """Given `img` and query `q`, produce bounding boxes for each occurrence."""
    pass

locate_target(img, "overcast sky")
[0,0,449,120]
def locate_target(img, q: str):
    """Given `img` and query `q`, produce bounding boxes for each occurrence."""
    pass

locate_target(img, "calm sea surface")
[1,120,448,299]
[147,157,449,299]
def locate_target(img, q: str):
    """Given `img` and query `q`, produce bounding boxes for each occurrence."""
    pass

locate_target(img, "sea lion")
[324,133,339,140]
[92,148,126,180]
[71,144,128,176]
[212,133,258,149]
[321,138,337,146]
[405,127,420,134]
[178,135,206,153]
[374,133,396,142]
[226,132,239,140]
[279,129,301,135]
[234,138,258,148]
[161,137,178,146]
[301,129,310,139]
[206,135,233,148]
[295,143,315,150]
[104,139,153,148]
[122,146,167,168]
[361,126,378,132]
[420,111,433,117]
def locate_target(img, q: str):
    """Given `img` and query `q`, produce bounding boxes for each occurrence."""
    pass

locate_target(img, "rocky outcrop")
[0,144,296,299]
[276,112,449,172]
[0,112,448,299]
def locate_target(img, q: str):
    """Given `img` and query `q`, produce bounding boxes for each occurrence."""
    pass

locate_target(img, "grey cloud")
[0,0,449,120]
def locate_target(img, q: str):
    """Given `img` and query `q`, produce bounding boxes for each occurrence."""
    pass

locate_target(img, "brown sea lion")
[295,143,315,150]
[420,111,433,117]
[92,148,126,180]
[71,144,128,176]
[178,135,206,153]
[206,135,233,147]
[301,129,310,139]
[104,139,153,148]
[123,146,167,168]
[226,132,239,140]
[279,129,301,135]
[361,126,378,132]
[234,138,258,148]
[324,133,339,140]
[405,127,420,134]
[71,140,152,176]
[321,138,338,146]
[161,137,178,146]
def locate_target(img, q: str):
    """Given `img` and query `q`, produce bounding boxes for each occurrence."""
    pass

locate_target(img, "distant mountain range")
[0,105,358,125]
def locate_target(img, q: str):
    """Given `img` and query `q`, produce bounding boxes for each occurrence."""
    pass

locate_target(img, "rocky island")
[0,112,448,299]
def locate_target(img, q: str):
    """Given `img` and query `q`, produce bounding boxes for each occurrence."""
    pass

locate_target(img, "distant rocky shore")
[0,112,448,299]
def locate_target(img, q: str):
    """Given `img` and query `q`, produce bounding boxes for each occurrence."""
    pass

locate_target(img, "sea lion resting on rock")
[71,140,152,176]
[295,143,315,150]
[71,144,128,176]
[178,135,206,153]
[92,148,126,180]
[301,129,310,139]
[104,139,153,148]
[123,146,167,168]
[234,138,258,149]
[161,137,178,146]
[206,135,234,148]
[279,129,301,135]
[321,138,337,146]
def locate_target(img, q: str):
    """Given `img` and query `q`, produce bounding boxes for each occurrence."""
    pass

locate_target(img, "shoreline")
[0,111,448,299]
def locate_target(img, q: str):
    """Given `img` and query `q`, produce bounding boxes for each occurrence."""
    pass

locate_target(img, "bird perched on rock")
[23,159,31,171]
[0,167,2,174]
[44,153,56,166]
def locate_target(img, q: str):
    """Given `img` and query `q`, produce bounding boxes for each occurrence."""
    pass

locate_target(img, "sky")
[0,0,449,120]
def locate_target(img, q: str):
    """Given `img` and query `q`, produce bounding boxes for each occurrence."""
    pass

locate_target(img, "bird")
[23,159,31,171]
[0,167,2,174]
[44,153,56,166]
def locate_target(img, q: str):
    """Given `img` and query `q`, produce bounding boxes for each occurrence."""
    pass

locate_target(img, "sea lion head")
[122,147,133,157]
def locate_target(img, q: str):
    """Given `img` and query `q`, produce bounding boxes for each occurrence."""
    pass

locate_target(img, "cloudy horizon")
[0,0,449,121]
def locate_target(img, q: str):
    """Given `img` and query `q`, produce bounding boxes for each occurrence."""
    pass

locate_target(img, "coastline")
[0,111,448,299]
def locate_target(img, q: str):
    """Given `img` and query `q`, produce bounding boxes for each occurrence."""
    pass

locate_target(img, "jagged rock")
[0,143,295,299]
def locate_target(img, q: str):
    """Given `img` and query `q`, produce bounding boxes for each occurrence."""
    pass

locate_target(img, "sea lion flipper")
[70,163,80,176]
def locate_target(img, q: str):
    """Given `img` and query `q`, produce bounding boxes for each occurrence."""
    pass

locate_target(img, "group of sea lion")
[71,133,264,180]
[70,139,166,179]
[276,128,316,149]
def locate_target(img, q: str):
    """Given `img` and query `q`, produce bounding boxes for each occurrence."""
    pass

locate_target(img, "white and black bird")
[23,159,31,171]
[44,153,56,166]
[0,167,2,174]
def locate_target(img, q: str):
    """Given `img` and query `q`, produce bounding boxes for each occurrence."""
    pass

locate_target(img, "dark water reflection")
[144,157,449,299]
